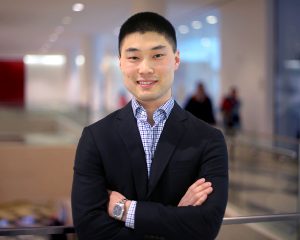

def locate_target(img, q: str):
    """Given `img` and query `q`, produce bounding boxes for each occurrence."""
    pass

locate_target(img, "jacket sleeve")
[72,126,228,240]
[134,130,228,240]
[71,127,141,240]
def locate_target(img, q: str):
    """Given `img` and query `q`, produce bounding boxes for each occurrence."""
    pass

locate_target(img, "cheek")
[121,64,136,77]
[159,58,176,70]
[155,62,175,75]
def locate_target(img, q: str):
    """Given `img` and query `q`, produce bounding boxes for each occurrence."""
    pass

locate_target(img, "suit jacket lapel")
[116,102,148,200]
[147,102,187,198]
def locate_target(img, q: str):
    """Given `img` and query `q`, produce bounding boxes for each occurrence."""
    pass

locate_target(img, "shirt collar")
[131,98,174,123]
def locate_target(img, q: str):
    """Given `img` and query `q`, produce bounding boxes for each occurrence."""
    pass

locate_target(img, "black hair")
[118,12,177,56]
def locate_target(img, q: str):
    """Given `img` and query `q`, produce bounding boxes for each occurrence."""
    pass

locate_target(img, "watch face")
[113,205,122,217]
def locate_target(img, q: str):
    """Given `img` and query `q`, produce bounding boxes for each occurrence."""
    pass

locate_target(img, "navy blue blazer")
[71,101,228,240]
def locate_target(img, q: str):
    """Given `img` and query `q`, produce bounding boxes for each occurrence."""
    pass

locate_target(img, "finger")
[178,193,192,206]
[194,186,213,198]
[205,186,213,195]
[187,178,205,192]
[193,186,213,206]
[186,183,211,201]
[192,182,212,193]
[189,178,206,189]
[190,186,213,204]
[193,194,208,206]
[181,182,211,204]
[183,191,204,206]
[178,199,186,207]
[178,179,212,207]
[190,179,212,193]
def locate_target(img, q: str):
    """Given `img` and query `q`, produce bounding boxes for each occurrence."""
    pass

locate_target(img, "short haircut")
[118,12,177,56]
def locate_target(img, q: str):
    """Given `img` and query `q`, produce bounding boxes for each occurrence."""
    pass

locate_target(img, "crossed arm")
[107,178,213,222]
[72,126,228,240]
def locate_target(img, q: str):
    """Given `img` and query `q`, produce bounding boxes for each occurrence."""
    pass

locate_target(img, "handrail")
[0,213,299,236]
[0,225,75,236]
[226,134,298,159]
[234,129,300,146]
[223,212,300,225]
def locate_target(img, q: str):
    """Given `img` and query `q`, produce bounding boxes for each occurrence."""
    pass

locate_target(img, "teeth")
[139,81,153,85]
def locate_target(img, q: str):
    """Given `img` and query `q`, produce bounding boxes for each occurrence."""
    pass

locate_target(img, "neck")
[137,97,171,126]
[141,102,160,126]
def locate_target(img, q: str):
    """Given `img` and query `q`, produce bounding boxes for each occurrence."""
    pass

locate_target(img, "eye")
[128,56,139,62]
[153,54,164,59]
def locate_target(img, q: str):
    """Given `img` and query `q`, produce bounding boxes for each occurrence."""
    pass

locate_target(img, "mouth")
[137,80,157,87]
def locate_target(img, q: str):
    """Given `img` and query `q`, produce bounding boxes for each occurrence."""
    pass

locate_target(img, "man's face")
[119,32,180,107]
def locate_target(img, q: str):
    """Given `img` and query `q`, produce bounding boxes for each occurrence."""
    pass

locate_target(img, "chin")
[136,95,157,102]
[137,97,153,102]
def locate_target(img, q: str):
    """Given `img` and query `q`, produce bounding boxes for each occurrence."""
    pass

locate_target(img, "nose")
[138,59,154,74]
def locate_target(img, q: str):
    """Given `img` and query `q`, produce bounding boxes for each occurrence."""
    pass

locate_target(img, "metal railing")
[0,213,299,236]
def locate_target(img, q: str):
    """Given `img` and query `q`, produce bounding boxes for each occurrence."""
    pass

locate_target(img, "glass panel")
[218,220,300,240]
[226,132,299,216]
[274,0,300,143]
[0,107,87,145]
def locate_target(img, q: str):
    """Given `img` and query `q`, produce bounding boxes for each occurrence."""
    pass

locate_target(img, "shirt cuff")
[125,200,136,229]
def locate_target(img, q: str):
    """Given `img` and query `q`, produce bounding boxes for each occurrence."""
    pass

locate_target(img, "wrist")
[112,198,127,221]
[121,200,132,222]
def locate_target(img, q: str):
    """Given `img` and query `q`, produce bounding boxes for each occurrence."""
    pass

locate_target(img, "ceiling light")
[178,25,189,34]
[24,55,40,65]
[72,3,85,12]
[24,55,66,66]
[41,55,66,65]
[206,15,218,24]
[191,21,202,30]
[75,55,85,66]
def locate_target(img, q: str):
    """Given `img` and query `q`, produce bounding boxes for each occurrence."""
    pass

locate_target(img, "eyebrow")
[125,45,167,53]
[151,45,167,50]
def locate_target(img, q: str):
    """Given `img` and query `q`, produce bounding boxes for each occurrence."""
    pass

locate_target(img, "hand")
[178,178,213,207]
[107,190,131,221]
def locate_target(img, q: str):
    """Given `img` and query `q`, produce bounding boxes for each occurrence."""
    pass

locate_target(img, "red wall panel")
[0,60,25,107]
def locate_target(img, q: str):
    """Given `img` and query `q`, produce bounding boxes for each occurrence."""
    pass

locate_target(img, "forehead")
[120,32,172,52]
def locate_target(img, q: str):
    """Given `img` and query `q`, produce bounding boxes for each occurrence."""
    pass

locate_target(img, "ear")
[174,50,180,70]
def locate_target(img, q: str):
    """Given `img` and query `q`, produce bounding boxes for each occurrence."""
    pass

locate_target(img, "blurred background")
[0,0,299,239]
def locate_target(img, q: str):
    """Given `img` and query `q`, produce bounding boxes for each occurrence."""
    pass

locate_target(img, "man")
[185,82,216,125]
[221,86,241,135]
[71,12,228,240]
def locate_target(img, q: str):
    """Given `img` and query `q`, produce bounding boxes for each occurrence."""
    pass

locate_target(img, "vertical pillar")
[298,141,300,240]
[220,0,273,136]
[65,48,81,108]
[298,142,300,199]
[80,35,105,123]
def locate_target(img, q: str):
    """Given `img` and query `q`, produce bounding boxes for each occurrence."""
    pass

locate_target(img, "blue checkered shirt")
[125,97,174,229]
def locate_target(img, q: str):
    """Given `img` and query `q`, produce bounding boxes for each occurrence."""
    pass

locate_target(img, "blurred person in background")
[221,86,241,135]
[72,11,228,240]
[184,82,216,125]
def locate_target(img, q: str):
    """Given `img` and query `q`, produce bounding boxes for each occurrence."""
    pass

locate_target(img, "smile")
[137,81,157,86]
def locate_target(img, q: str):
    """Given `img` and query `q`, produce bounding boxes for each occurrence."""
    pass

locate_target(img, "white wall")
[220,0,273,135]
[25,63,69,110]
[24,0,275,134]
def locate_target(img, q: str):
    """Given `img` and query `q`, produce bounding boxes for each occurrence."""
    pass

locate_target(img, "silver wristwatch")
[112,198,127,220]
